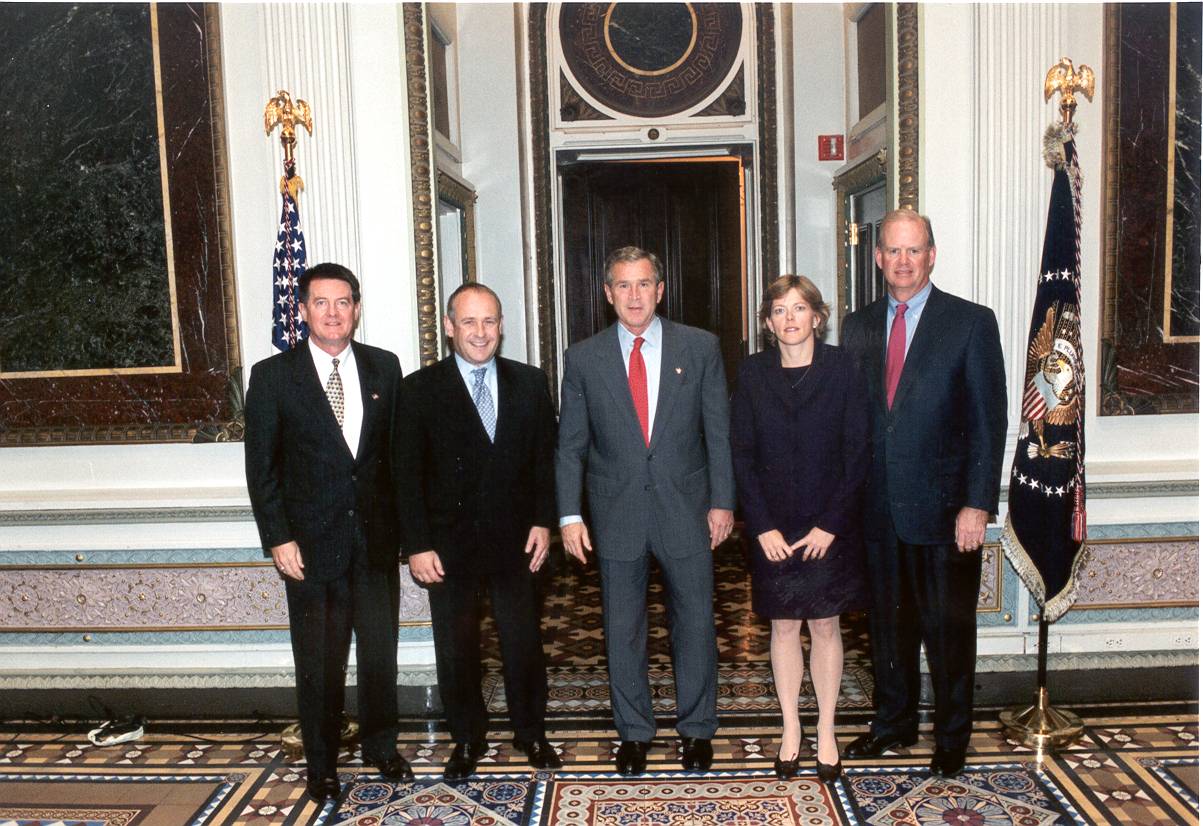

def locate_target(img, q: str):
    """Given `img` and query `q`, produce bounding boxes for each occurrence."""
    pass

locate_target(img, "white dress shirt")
[308,338,363,458]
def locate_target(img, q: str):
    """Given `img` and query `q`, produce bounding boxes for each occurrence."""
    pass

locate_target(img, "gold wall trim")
[528,4,559,392]
[0,561,274,571]
[437,171,479,285]
[895,3,919,210]
[402,3,440,367]
[3,621,434,634]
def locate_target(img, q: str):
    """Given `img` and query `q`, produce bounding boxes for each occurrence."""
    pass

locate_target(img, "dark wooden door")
[561,158,746,385]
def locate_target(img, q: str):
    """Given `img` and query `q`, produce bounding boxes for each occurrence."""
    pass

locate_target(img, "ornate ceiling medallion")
[559,2,743,118]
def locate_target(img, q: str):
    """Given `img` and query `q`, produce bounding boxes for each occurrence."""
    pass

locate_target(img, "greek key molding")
[977,650,1198,673]
[0,664,438,690]
[0,506,254,527]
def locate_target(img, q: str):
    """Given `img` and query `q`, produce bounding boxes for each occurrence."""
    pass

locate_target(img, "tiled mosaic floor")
[0,715,1196,824]
[0,545,1197,824]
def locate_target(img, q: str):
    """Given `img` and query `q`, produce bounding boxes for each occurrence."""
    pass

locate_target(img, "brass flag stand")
[999,58,1094,757]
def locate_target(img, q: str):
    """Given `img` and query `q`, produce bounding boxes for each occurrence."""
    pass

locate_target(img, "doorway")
[559,155,748,385]
[847,180,887,312]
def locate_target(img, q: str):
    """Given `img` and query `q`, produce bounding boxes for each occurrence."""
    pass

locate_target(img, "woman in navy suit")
[731,275,871,782]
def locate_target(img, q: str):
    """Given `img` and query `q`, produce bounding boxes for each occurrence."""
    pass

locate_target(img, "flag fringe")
[1001,513,1090,623]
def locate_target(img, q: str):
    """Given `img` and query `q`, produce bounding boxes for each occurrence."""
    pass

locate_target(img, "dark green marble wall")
[0,3,173,374]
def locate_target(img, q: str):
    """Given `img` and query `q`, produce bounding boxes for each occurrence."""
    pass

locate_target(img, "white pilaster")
[971,4,1066,427]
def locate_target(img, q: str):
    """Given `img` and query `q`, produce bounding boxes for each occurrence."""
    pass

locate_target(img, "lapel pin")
[675,367,683,375]
[371,393,380,400]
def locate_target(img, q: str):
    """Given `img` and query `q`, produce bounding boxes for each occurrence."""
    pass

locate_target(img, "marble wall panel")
[0,564,430,631]
[0,4,239,444]
[1100,3,1200,415]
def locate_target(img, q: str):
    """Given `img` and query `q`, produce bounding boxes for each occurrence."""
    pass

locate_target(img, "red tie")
[884,303,908,409]
[628,336,650,446]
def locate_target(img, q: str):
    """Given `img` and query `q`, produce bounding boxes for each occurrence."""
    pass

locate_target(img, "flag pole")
[998,58,1094,757]
[999,619,1083,758]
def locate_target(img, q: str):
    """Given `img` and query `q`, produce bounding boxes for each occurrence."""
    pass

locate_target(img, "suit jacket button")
[887,425,894,433]
[347,509,355,517]
[351,474,357,482]
[644,484,652,491]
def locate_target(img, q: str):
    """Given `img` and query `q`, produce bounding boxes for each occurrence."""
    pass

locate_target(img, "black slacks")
[284,547,400,778]
[865,526,982,752]
[427,566,549,743]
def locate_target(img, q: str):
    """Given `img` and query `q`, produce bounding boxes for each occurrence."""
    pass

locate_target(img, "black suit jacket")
[244,341,406,582]
[841,285,1007,545]
[400,355,557,576]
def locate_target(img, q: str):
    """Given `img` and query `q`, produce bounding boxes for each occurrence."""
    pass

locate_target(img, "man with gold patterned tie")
[245,262,413,803]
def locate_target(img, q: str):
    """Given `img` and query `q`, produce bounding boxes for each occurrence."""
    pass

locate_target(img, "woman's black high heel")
[773,755,800,780]
[816,757,843,783]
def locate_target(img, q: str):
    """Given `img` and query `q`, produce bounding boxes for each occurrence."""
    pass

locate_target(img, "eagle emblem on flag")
[1021,302,1082,459]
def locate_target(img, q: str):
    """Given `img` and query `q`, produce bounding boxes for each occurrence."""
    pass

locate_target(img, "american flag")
[272,161,308,351]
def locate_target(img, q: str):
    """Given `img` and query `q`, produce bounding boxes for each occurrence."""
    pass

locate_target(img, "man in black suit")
[841,211,1007,777]
[402,283,561,779]
[245,263,413,802]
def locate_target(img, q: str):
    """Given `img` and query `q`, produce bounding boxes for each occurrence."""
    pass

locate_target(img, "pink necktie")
[628,337,649,446]
[884,303,908,409]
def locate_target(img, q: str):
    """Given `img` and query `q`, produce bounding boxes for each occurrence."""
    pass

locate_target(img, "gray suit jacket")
[555,318,736,561]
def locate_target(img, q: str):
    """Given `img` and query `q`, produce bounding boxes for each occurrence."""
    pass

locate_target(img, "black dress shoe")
[444,740,488,781]
[816,758,843,783]
[304,775,341,803]
[680,737,713,771]
[615,740,650,776]
[929,747,966,777]
[372,754,415,782]
[512,736,563,769]
[773,756,799,780]
[843,731,918,758]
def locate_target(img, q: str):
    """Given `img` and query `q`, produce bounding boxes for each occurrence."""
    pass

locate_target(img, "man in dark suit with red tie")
[840,210,1007,777]
[245,263,414,803]
[402,283,561,779]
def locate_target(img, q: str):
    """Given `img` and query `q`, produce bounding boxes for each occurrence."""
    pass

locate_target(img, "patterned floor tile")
[331,776,535,825]
[536,772,842,825]
[840,764,1082,825]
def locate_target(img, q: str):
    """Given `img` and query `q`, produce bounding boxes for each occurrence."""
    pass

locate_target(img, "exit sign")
[818,134,844,161]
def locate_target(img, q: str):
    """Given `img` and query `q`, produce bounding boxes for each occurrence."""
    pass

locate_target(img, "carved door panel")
[561,159,746,385]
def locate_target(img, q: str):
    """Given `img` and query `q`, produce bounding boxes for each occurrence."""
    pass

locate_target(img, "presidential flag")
[1001,122,1088,622]
[272,159,308,351]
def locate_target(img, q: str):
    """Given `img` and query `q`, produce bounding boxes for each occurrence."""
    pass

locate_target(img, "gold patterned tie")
[326,357,345,427]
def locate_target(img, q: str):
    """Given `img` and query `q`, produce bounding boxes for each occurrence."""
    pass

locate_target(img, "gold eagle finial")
[264,90,313,200]
[1044,58,1095,126]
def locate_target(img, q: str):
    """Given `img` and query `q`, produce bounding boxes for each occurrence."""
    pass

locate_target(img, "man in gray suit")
[557,245,736,775]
